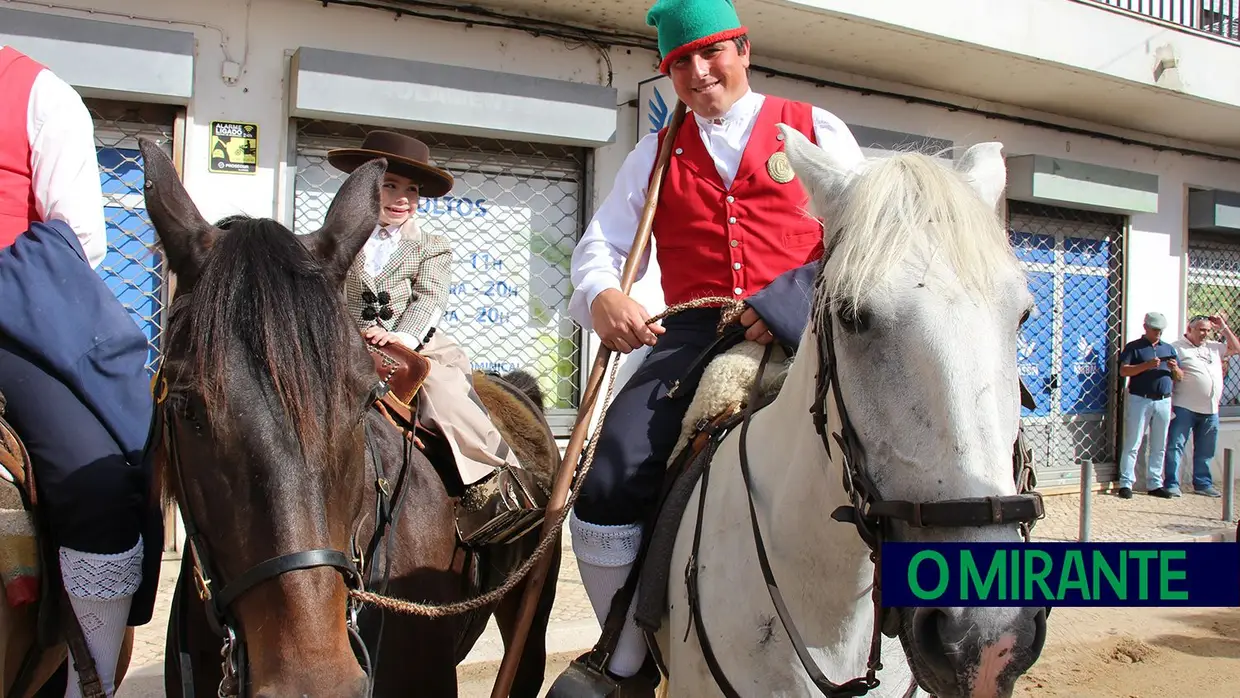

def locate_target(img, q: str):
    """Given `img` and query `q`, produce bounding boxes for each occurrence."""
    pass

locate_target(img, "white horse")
[657,124,1045,698]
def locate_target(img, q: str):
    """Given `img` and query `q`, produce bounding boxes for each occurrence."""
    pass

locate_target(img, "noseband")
[688,274,1046,698]
[157,377,395,698]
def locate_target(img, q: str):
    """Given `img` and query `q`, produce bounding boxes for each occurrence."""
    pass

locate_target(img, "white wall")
[20,0,1240,445]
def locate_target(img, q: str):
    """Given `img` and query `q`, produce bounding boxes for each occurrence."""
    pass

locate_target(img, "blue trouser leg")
[1119,395,1153,489]
[0,336,145,555]
[1145,397,1172,490]
[1164,406,1194,491]
[1192,411,1219,491]
[574,308,724,526]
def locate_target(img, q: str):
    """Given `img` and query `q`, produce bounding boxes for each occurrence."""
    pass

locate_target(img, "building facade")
[6,0,1240,498]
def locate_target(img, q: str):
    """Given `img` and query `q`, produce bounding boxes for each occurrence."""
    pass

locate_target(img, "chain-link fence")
[1008,200,1126,490]
[1186,232,1240,412]
[291,120,586,431]
[86,98,176,376]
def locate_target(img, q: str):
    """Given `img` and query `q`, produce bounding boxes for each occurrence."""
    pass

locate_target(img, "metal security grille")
[86,99,177,375]
[1008,201,1126,491]
[1186,232,1240,412]
[292,120,586,431]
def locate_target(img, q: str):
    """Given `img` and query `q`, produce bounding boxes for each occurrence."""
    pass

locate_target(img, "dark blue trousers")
[575,308,726,526]
[0,220,161,625]
[0,337,146,554]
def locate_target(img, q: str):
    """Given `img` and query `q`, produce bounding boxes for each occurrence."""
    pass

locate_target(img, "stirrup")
[456,465,545,547]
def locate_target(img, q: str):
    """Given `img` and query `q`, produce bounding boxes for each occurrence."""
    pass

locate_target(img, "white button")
[733,262,742,270]
[728,216,737,224]
[730,239,739,247]
[733,287,744,295]
[675,148,683,155]
[726,195,735,203]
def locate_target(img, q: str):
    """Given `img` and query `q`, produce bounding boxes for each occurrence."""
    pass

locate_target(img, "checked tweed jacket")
[344,218,451,347]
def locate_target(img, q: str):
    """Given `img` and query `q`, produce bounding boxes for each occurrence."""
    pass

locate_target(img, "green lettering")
[1010,548,1020,599]
[909,551,949,600]
[1129,550,1158,600]
[1023,550,1054,601]
[1159,550,1188,601]
[962,550,1005,601]
[1092,550,1126,599]
[1057,550,1090,601]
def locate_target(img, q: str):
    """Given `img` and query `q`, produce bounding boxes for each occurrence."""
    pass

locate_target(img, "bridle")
[158,376,404,698]
[687,257,1047,698]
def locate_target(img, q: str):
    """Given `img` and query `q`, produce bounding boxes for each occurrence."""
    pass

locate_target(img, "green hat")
[646,0,749,74]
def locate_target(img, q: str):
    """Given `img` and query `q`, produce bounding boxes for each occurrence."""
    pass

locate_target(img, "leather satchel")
[366,339,431,409]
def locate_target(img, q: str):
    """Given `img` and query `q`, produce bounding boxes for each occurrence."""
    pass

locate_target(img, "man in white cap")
[1116,311,1182,499]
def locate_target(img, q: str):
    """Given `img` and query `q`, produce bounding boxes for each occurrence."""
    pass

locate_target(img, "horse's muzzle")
[905,605,1046,698]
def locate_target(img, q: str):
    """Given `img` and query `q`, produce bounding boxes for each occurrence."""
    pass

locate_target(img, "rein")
[684,275,1046,697]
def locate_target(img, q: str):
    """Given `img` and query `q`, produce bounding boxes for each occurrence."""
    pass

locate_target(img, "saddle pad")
[366,339,431,408]
[0,481,38,608]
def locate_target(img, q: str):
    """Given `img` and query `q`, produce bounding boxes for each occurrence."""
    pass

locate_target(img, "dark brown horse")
[137,138,562,698]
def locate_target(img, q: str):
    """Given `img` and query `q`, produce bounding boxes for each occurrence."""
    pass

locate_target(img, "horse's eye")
[838,305,870,333]
[1019,307,1032,326]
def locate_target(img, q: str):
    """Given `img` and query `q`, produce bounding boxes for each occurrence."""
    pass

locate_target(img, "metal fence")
[1082,0,1239,41]
[1009,201,1127,490]
[86,98,176,376]
[1186,232,1240,412]
[291,120,587,432]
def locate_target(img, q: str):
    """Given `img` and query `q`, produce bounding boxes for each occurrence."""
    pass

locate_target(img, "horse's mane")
[813,151,1020,313]
[170,216,357,460]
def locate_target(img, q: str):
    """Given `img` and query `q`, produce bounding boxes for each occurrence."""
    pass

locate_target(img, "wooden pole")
[488,99,689,698]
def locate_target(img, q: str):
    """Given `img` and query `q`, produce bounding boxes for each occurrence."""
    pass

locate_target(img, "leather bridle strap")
[688,344,881,698]
[216,549,362,610]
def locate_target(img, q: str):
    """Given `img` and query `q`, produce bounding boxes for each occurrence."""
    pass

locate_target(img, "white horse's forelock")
[807,150,1021,315]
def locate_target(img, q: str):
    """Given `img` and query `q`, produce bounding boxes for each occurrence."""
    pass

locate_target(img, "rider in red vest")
[565,0,864,689]
[0,45,161,697]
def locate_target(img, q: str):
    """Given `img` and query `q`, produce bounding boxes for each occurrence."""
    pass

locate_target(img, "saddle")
[362,339,543,549]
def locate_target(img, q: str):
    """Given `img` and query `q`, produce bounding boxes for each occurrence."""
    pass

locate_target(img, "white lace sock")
[60,536,143,698]
[569,511,648,678]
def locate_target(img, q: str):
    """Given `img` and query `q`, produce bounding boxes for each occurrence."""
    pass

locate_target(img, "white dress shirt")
[361,222,404,278]
[1171,336,1228,414]
[4,46,108,270]
[568,89,864,330]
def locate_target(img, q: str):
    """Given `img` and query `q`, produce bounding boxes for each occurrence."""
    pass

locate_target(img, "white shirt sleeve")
[27,68,107,269]
[568,132,661,330]
[810,106,866,170]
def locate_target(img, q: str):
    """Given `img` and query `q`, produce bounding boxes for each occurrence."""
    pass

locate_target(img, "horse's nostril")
[912,607,956,676]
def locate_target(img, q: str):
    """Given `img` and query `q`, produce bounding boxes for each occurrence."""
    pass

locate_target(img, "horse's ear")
[138,137,219,289]
[304,158,385,287]
[777,123,863,216]
[956,142,1006,211]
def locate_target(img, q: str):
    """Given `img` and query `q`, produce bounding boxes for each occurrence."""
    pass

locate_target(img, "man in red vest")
[565,0,865,687]
[0,45,161,697]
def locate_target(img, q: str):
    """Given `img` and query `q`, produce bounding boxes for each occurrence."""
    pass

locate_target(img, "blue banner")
[1060,273,1109,414]
[881,542,1240,607]
[1019,271,1055,418]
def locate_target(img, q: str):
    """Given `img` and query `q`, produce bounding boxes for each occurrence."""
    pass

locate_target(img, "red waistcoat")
[0,47,44,248]
[652,95,822,306]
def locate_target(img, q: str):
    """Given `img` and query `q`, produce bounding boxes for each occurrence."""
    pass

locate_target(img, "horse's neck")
[753,339,913,690]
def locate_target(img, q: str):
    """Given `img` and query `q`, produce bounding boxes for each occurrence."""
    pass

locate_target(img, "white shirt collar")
[373,222,403,240]
[693,90,762,128]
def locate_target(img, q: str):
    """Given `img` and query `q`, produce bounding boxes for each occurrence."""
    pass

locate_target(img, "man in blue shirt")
[1117,311,1183,498]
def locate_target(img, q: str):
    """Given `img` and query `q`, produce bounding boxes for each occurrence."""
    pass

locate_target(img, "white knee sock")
[569,511,648,678]
[60,536,144,698]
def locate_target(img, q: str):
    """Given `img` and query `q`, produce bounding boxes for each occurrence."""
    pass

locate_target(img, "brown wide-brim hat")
[327,130,454,198]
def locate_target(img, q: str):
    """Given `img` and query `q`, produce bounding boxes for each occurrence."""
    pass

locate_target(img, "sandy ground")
[456,606,1240,698]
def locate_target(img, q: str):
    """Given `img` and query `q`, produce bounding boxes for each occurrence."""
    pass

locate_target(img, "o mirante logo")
[882,542,1240,607]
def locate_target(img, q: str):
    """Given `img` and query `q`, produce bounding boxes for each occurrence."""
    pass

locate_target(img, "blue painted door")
[1010,206,1122,489]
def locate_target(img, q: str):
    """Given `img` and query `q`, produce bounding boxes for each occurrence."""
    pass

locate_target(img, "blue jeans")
[1163,406,1218,491]
[1119,394,1172,489]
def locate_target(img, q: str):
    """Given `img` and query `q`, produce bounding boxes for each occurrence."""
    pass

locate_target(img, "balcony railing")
[1081,0,1239,42]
